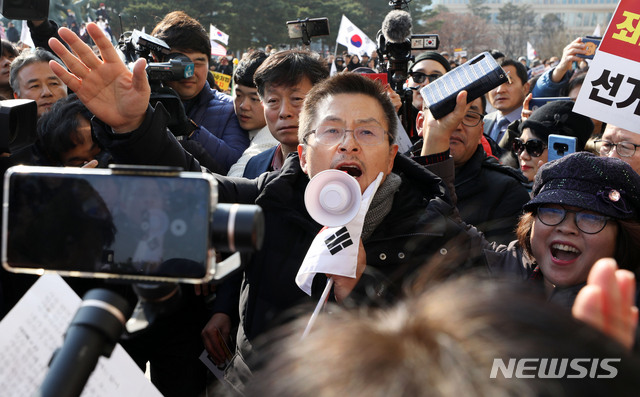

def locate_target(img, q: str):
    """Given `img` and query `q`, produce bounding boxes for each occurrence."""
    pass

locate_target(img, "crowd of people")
[1,9,640,397]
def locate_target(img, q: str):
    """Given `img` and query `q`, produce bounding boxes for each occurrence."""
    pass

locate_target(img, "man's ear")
[387,144,399,174]
[523,81,531,95]
[297,144,309,174]
[416,110,425,137]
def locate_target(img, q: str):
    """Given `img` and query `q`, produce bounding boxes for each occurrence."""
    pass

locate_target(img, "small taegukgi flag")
[336,15,376,57]
[210,24,229,45]
[296,172,383,296]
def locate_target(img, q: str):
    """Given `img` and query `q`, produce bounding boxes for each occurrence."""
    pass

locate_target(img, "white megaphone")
[304,169,362,227]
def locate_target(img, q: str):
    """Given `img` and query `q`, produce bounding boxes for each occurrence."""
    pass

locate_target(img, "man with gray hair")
[10,48,68,118]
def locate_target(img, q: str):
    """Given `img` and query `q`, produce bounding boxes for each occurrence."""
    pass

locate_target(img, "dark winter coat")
[184,81,249,172]
[455,146,530,245]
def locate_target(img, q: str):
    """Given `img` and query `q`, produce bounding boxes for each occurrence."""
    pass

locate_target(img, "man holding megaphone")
[47,23,486,391]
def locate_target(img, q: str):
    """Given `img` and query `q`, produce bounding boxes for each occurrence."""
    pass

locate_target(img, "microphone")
[381,10,412,43]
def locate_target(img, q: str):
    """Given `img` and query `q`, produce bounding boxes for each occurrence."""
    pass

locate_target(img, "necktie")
[494,117,510,142]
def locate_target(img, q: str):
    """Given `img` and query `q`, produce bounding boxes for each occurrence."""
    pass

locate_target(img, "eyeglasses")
[462,111,484,127]
[537,206,611,234]
[512,138,547,157]
[307,125,388,146]
[409,71,442,84]
[594,139,640,158]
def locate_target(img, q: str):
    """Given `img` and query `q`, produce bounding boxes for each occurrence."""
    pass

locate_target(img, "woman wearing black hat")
[512,100,593,182]
[485,152,640,319]
[421,97,640,347]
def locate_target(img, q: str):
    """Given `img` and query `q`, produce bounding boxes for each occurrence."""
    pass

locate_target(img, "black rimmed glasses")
[409,71,442,84]
[594,139,640,158]
[512,138,547,157]
[536,206,611,234]
[306,125,388,146]
[462,111,483,127]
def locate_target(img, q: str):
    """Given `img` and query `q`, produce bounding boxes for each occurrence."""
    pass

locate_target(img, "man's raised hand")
[48,23,151,133]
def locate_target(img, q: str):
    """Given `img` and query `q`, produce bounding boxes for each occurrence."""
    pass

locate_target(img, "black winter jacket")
[455,146,530,245]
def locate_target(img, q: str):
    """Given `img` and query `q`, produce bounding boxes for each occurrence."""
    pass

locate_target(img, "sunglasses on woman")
[512,138,547,157]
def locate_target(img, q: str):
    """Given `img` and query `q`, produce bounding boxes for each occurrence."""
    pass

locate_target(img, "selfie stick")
[302,277,334,339]
[37,289,132,397]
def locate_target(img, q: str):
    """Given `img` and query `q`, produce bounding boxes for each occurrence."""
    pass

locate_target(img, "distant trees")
[495,2,536,59]
[101,0,434,54]
[425,11,492,57]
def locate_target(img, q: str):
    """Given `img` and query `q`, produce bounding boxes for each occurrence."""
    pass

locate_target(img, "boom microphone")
[381,10,412,43]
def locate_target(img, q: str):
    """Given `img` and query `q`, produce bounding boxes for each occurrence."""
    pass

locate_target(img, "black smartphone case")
[420,51,509,119]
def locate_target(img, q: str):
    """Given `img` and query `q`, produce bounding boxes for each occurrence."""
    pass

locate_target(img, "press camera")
[117,30,195,135]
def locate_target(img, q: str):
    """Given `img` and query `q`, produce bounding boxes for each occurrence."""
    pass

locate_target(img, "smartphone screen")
[548,134,577,162]
[3,166,215,283]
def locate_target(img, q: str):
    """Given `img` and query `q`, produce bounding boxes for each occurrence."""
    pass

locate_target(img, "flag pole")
[301,277,334,339]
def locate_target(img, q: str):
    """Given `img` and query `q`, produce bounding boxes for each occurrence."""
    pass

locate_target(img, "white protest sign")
[574,0,640,134]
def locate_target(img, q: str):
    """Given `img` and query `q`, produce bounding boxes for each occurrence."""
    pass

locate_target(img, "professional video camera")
[376,0,440,134]
[3,164,264,396]
[0,99,37,154]
[117,30,196,136]
[376,0,440,90]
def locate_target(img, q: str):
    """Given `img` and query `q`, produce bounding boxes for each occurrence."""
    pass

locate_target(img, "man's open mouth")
[337,165,362,178]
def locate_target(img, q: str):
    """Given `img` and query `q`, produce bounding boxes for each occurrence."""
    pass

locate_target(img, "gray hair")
[10,48,66,95]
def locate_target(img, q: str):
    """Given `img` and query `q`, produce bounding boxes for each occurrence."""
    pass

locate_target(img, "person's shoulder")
[481,154,528,184]
[483,111,500,122]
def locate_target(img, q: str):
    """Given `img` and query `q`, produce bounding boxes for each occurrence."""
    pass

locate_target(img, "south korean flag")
[296,172,383,296]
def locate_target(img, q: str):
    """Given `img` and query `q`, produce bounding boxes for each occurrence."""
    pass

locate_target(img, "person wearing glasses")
[511,100,592,183]
[416,94,530,244]
[421,90,640,312]
[501,151,640,308]
[403,51,450,141]
[595,124,640,174]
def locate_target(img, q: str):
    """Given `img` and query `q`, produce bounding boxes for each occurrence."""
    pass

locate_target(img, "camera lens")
[211,203,264,253]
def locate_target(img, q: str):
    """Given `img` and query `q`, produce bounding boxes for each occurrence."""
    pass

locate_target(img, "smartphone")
[548,134,576,161]
[577,36,601,60]
[529,97,572,111]
[3,166,217,283]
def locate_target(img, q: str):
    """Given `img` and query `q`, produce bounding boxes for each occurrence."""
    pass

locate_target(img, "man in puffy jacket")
[150,11,248,173]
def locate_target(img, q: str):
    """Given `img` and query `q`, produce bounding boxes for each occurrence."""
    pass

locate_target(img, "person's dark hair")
[233,50,268,87]
[151,11,210,59]
[501,58,528,86]
[561,69,588,97]
[1,39,18,59]
[10,48,66,95]
[253,49,328,98]
[299,73,397,145]
[36,94,94,164]
[245,274,640,396]
[489,49,505,60]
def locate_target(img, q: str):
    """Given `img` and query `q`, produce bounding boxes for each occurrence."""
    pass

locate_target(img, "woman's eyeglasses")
[512,138,547,157]
[409,72,442,84]
[536,206,611,234]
